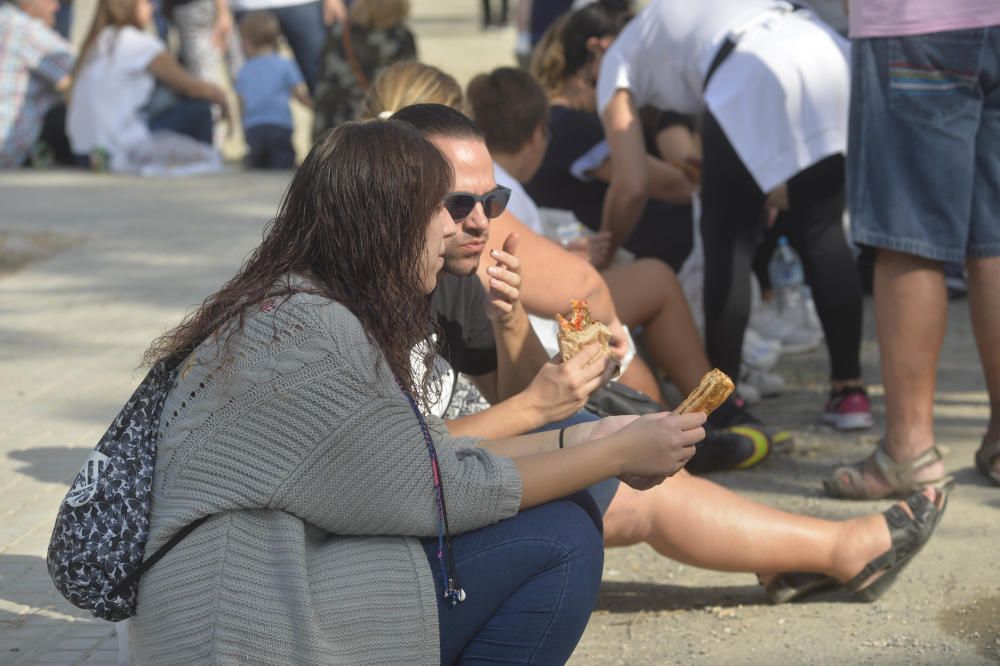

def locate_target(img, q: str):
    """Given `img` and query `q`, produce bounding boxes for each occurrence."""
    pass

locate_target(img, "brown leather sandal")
[823,440,953,500]
[975,439,1000,486]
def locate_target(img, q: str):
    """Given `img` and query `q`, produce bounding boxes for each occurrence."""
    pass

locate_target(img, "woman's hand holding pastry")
[614,411,706,482]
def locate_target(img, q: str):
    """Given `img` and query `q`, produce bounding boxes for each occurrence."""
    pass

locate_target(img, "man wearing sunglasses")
[392,103,622,440]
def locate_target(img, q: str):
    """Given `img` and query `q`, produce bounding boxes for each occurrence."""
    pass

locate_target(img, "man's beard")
[442,233,486,277]
[443,253,480,277]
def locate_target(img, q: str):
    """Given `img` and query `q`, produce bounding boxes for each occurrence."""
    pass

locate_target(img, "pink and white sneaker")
[823,387,874,431]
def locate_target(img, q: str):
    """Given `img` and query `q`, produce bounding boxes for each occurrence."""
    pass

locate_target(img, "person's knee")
[602,485,653,548]
[548,498,605,579]
[634,258,677,296]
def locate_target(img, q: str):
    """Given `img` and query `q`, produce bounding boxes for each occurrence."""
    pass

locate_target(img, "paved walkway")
[1,1,998,664]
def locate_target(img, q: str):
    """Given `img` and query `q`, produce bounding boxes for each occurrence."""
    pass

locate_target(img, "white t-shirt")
[493,161,544,235]
[67,26,164,156]
[597,0,850,192]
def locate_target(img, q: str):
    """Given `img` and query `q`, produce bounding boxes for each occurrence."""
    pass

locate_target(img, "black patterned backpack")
[46,356,205,621]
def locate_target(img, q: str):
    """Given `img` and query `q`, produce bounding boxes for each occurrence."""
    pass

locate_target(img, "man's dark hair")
[466,67,549,155]
[390,103,484,142]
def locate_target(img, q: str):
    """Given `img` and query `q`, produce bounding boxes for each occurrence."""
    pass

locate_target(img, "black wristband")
[558,427,566,449]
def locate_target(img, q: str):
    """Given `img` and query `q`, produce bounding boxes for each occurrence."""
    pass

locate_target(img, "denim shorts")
[848,26,1000,262]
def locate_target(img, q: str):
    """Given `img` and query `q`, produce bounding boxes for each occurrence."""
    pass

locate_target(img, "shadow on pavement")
[594,580,862,614]
[8,446,85,486]
[595,580,764,613]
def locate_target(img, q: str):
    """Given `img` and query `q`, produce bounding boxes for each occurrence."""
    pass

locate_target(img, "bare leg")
[604,259,710,395]
[618,356,665,404]
[967,256,1000,476]
[830,249,948,495]
[603,469,896,582]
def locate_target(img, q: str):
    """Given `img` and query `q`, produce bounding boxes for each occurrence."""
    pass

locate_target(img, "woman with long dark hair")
[127,119,707,663]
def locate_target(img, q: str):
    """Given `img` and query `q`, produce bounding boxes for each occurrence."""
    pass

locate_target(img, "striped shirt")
[0,4,74,168]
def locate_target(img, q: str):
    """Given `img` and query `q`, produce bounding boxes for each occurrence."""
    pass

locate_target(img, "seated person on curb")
[130,120,705,663]
[391,102,948,607]
[468,67,785,462]
[235,11,312,169]
[0,0,75,168]
[366,62,778,473]
[528,4,699,272]
[67,0,229,169]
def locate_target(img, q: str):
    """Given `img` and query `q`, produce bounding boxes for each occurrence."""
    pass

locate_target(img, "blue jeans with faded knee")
[423,494,604,664]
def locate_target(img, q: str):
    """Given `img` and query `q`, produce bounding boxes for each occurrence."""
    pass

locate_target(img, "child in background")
[67,0,228,170]
[235,11,312,169]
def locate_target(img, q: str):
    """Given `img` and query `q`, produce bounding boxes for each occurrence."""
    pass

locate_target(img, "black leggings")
[700,113,863,381]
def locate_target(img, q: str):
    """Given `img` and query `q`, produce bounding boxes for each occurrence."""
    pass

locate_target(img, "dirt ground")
[2,0,998,661]
[1,170,997,666]
[572,297,1000,665]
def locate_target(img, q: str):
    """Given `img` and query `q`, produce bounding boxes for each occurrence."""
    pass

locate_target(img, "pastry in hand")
[556,300,613,367]
[674,369,735,416]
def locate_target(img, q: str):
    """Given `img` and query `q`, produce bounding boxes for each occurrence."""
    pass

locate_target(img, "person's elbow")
[579,264,606,303]
[610,173,648,209]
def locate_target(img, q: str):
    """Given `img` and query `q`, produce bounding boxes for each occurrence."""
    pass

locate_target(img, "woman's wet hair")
[145,120,453,401]
[390,103,484,143]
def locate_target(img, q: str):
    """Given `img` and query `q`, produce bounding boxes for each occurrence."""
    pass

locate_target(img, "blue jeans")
[235,1,325,93]
[149,98,213,145]
[423,495,604,664]
[244,124,295,169]
[849,26,1000,261]
[533,411,619,517]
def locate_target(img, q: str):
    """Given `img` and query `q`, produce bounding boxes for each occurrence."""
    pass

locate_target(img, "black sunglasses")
[443,186,512,221]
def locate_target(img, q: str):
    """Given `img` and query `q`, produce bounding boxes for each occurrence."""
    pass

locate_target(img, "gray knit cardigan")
[130,291,522,664]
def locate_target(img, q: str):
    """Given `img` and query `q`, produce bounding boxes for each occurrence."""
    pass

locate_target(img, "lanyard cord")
[398,382,466,606]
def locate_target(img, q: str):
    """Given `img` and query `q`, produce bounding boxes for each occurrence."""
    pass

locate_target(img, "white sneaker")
[742,328,782,370]
[801,290,824,336]
[749,302,823,354]
[735,382,762,404]
[740,366,785,398]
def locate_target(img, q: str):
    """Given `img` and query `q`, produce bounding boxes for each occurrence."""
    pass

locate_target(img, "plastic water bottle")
[768,236,805,317]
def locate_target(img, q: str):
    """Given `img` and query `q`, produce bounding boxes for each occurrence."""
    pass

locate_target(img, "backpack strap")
[341,21,370,91]
[106,515,209,600]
